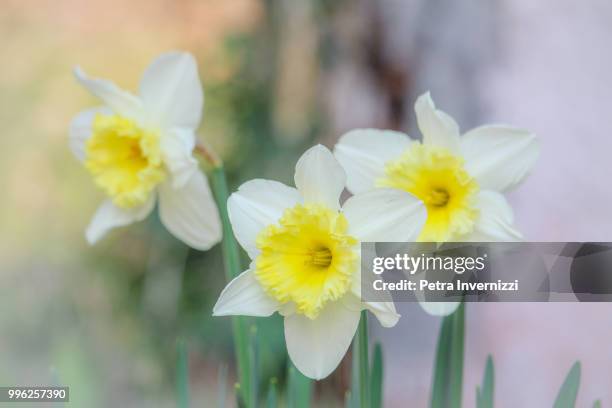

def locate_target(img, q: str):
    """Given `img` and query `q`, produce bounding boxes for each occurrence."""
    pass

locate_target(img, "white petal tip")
[73,66,87,82]
[387,312,401,327]
[193,237,222,251]
[377,314,400,328]
[416,91,433,105]
[367,302,401,327]
[85,230,99,246]
[336,128,386,145]
[212,297,230,317]
[306,144,331,155]
[165,50,195,60]
[292,363,329,381]
[150,51,198,72]
[420,301,461,317]
[184,223,223,251]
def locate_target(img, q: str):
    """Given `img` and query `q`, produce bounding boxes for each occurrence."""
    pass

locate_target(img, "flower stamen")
[85,114,166,209]
[309,247,333,268]
[378,144,479,242]
[255,204,358,319]
[427,188,450,207]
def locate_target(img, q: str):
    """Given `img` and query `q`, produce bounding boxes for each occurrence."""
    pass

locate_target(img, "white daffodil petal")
[413,284,461,316]
[69,106,111,162]
[461,125,539,192]
[158,171,222,250]
[419,300,461,317]
[85,197,154,244]
[139,52,203,129]
[343,188,427,242]
[284,301,360,380]
[415,92,460,151]
[365,301,400,327]
[228,179,302,259]
[294,144,346,210]
[468,191,522,242]
[213,269,280,317]
[351,250,400,327]
[160,129,198,189]
[334,129,413,194]
[74,67,143,120]
[170,126,197,151]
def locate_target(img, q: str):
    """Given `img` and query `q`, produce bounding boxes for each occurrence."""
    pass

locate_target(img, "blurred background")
[1,0,612,406]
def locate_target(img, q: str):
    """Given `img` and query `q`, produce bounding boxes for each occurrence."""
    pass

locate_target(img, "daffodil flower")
[69,52,221,250]
[334,93,538,316]
[213,145,426,379]
[334,92,539,244]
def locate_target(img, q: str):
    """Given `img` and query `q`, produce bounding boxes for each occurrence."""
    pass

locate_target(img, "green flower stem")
[430,302,465,408]
[358,311,369,408]
[266,378,278,408]
[369,343,383,408]
[210,164,252,407]
[288,360,312,408]
[176,338,189,408]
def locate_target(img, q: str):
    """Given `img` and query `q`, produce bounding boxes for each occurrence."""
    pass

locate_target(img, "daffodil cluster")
[70,52,538,380]
[214,93,538,378]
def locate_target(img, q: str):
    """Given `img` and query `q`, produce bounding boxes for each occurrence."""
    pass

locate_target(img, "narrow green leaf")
[288,361,312,408]
[248,325,259,407]
[430,302,465,408]
[210,166,243,341]
[358,311,370,408]
[266,378,278,408]
[448,303,465,407]
[476,355,494,408]
[234,383,242,407]
[593,400,601,408]
[210,165,242,282]
[348,342,360,408]
[430,316,452,408]
[370,343,383,408]
[176,338,189,408]
[211,166,252,406]
[553,362,581,408]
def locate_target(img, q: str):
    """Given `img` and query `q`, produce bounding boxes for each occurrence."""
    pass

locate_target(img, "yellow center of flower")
[85,114,166,209]
[255,204,358,319]
[378,144,479,242]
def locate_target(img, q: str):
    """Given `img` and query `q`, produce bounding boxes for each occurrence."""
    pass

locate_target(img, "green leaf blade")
[176,338,189,408]
[430,302,465,408]
[553,361,581,408]
[266,378,278,408]
[358,311,370,408]
[370,343,383,408]
[288,361,312,408]
[476,355,494,408]
[210,165,252,406]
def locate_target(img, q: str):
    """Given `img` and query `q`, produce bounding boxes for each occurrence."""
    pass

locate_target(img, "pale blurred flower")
[69,52,221,250]
[213,145,426,379]
[334,92,538,316]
